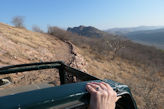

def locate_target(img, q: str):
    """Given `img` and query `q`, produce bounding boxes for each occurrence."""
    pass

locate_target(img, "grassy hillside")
[0,23,163,109]
[0,23,73,87]
[48,26,164,109]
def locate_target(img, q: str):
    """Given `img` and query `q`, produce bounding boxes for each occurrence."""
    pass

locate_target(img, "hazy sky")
[0,0,164,30]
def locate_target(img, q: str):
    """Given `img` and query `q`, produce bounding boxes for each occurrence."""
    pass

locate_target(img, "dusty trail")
[0,23,87,89]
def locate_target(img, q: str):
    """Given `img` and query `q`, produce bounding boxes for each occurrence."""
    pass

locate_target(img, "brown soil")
[0,23,85,89]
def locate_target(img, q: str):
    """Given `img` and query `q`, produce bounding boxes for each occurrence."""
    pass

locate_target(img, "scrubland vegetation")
[48,26,164,109]
[0,23,163,109]
[11,16,25,28]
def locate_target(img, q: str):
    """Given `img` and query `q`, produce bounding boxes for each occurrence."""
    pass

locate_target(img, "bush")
[32,25,44,33]
[11,16,25,28]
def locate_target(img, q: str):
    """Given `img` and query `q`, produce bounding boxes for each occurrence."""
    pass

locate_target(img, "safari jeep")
[0,61,137,109]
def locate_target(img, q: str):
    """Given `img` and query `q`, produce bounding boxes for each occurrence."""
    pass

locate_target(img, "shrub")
[11,16,25,28]
[32,25,44,33]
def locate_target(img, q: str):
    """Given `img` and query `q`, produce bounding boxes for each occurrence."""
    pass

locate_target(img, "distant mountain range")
[67,25,164,50]
[106,26,164,49]
[106,26,164,35]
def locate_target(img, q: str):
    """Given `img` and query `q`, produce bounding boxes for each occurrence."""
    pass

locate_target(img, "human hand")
[86,82,120,109]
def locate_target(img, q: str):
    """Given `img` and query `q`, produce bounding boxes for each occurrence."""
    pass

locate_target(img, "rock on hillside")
[67,25,109,38]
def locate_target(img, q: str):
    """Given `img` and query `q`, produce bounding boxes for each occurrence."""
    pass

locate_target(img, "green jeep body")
[0,61,138,109]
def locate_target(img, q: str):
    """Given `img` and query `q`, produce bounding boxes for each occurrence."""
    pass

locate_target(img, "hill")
[125,28,164,49]
[0,23,87,88]
[0,23,73,66]
[106,26,164,49]
[0,23,163,109]
[49,26,164,109]
[67,25,111,38]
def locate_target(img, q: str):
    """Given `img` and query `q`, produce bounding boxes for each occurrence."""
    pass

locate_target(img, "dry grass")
[0,23,72,66]
[0,23,73,88]
[48,26,164,109]
[78,47,164,109]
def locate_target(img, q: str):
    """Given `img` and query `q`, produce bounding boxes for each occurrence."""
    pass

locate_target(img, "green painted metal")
[0,61,138,109]
[0,61,62,74]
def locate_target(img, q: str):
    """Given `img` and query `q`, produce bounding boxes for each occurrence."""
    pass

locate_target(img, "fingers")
[86,82,119,109]
[86,84,97,94]
[90,82,107,90]
[116,96,122,102]
[100,82,117,95]
[99,82,118,101]
[86,82,118,99]
[87,83,101,90]
[87,82,113,92]
[101,82,113,91]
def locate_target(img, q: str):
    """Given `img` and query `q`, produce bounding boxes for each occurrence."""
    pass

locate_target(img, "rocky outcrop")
[67,25,108,38]
[65,41,88,72]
